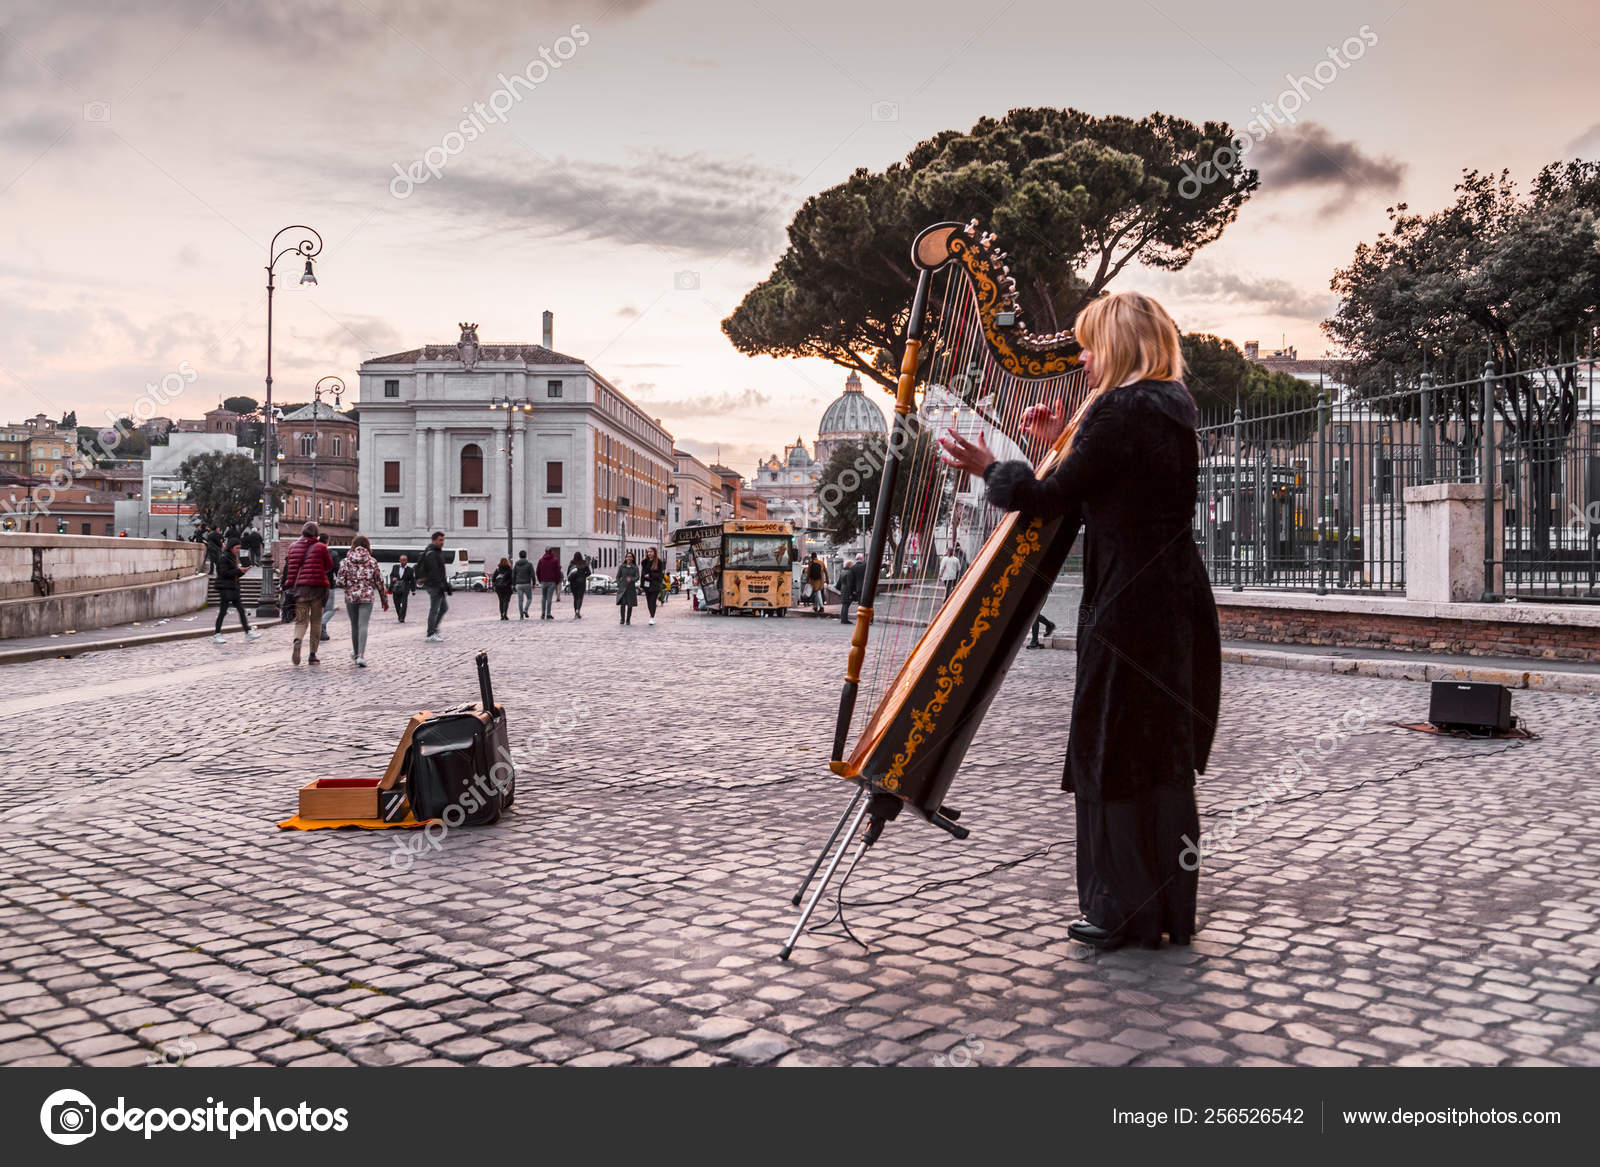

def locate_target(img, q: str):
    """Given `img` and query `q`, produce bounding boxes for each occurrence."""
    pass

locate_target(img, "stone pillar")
[414,426,429,532]
[511,418,528,545]
[490,423,507,535]
[431,428,447,530]
[1403,483,1503,602]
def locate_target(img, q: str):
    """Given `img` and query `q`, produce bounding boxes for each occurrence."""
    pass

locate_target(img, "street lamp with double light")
[257,224,322,617]
[488,396,532,560]
[309,376,343,528]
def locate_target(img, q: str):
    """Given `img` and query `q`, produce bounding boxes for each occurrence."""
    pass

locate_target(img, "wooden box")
[298,778,381,820]
[296,710,433,820]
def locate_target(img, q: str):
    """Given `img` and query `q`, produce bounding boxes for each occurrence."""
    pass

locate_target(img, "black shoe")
[307,654,320,665]
[1025,641,1044,649]
[1068,919,1124,950]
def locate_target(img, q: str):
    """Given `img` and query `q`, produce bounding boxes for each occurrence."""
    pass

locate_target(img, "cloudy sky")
[2,0,1596,472]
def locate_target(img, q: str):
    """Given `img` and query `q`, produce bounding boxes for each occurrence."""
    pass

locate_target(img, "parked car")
[585,572,615,595]
[448,569,489,592]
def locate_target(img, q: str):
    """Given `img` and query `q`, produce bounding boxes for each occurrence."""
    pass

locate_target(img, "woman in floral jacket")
[333,535,388,667]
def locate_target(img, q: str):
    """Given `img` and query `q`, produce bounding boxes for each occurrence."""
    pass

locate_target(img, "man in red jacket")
[535,547,562,620]
[281,521,335,665]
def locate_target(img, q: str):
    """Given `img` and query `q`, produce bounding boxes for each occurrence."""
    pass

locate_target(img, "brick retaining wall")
[1216,602,1600,662]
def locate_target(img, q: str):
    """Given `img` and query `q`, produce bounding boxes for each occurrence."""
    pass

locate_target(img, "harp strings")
[854,265,1086,734]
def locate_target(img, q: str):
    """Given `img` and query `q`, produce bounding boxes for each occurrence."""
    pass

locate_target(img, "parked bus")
[670,519,795,614]
[327,542,471,572]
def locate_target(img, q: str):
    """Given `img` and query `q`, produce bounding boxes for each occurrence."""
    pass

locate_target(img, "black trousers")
[497,590,512,618]
[571,585,585,614]
[393,588,409,621]
[214,590,250,633]
[1033,614,1056,642]
[1074,784,1199,945]
[644,590,658,617]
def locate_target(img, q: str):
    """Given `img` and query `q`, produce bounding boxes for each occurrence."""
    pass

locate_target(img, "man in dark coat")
[417,532,454,642]
[390,555,415,623]
[837,553,865,624]
[512,550,535,619]
[949,378,1221,949]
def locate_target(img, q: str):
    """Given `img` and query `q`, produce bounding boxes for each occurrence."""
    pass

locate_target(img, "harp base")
[778,789,899,961]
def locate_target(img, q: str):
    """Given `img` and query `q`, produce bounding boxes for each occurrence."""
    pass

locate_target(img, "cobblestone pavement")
[1,591,1598,1068]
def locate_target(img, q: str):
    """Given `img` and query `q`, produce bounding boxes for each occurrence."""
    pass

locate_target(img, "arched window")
[460,443,483,493]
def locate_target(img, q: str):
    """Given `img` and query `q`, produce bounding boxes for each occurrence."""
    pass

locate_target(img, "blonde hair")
[1063,291,1185,452]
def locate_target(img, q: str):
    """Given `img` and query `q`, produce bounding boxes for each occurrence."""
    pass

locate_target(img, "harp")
[780,220,1090,960]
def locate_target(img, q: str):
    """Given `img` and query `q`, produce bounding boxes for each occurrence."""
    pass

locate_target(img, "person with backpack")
[566,552,590,619]
[281,521,334,665]
[616,552,639,625]
[512,550,535,619]
[416,531,454,643]
[211,538,262,645]
[804,553,828,613]
[535,546,562,620]
[492,556,515,620]
[638,548,665,626]
[389,556,415,623]
[334,534,388,667]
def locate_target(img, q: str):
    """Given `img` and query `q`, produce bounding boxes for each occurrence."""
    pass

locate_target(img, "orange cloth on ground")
[276,814,430,831]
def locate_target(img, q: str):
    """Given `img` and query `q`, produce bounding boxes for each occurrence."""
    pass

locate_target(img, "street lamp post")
[489,396,532,561]
[257,224,322,618]
[310,376,343,530]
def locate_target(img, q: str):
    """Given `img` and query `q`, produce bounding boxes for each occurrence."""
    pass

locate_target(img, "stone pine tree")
[1325,161,1600,549]
[724,107,1257,393]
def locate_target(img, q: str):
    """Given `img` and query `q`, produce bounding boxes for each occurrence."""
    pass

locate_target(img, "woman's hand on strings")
[1021,397,1067,446]
[938,427,996,478]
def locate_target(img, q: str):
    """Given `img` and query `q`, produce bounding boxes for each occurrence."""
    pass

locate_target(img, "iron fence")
[1193,348,1600,601]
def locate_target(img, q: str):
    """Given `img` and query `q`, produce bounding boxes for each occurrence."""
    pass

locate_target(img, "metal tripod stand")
[779,788,901,961]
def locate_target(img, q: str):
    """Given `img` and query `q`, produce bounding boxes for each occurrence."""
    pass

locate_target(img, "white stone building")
[356,318,675,569]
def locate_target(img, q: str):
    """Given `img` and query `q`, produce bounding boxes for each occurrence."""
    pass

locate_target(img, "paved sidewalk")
[1,592,1597,1067]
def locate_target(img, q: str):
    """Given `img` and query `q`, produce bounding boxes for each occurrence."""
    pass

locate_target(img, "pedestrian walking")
[566,552,590,619]
[334,535,388,667]
[838,553,866,624]
[211,539,262,644]
[512,550,535,619]
[389,556,415,623]
[318,533,338,641]
[492,556,515,620]
[639,548,664,625]
[203,525,223,575]
[804,553,828,613]
[616,551,639,625]
[1027,612,1057,649]
[939,547,963,599]
[416,531,454,643]
[536,546,562,620]
[281,521,334,665]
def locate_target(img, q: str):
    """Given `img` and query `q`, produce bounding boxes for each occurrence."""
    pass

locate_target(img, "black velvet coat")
[984,379,1221,802]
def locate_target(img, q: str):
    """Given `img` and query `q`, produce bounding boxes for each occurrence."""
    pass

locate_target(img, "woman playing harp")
[940,291,1221,950]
